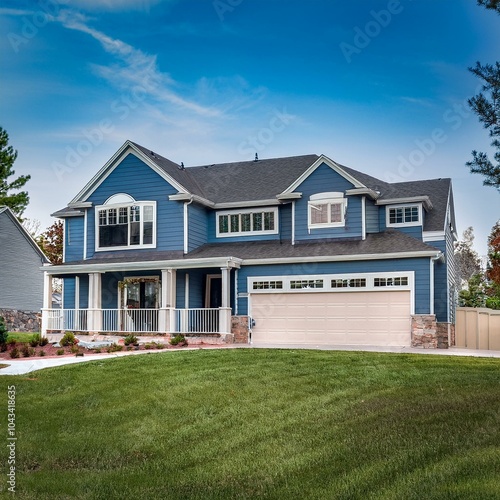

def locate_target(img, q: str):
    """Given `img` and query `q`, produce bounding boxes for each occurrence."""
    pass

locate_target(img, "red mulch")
[0,339,205,361]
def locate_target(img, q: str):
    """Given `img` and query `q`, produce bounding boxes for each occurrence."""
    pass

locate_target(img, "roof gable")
[70,141,190,204]
[0,207,50,263]
[280,155,366,195]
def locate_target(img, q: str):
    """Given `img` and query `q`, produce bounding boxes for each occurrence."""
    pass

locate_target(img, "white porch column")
[160,269,176,333]
[219,266,232,334]
[41,271,53,337]
[88,272,102,333]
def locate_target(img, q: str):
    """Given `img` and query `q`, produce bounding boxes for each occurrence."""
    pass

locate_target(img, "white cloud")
[54,9,220,117]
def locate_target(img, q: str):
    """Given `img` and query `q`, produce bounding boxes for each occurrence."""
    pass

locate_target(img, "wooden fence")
[455,307,500,350]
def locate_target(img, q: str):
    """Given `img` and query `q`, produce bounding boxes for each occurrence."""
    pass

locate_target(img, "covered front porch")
[41,257,242,340]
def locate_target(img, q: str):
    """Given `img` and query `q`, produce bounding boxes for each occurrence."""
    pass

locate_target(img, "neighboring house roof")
[0,206,50,263]
[52,140,453,233]
[48,230,440,271]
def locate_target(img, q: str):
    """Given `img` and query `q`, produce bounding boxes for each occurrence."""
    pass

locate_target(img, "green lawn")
[1,349,499,499]
[6,332,37,343]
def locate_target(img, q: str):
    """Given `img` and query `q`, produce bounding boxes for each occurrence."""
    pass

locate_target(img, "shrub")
[485,295,500,310]
[7,338,16,347]
[169,334,187,346]
[70,345,80,354]
[39,336,49,346]
[39,350,45,357]
[106,344,123,353]
[30,334,41,347]
[0,343,7,352]
[56,349,64,356]
[21,345,35,357]
[0,316,8,346]
[10,348,20,359]
[93,348,102,354]
[60,332,76,347]
[124,334,139,346]
[153,342,166,349]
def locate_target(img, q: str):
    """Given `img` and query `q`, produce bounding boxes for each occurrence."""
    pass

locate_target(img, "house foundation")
[411,315,452,349]
[0,309,41,333]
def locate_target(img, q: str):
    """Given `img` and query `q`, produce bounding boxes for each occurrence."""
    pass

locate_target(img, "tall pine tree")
[0,127,31,217]
[467,1,500,190]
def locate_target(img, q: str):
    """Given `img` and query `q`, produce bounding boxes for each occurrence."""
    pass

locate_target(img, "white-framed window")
[248,272,413,294]
[217,207,278,237]
[308,192,347,230]
[95,201,156,251]
[386,204,421,227]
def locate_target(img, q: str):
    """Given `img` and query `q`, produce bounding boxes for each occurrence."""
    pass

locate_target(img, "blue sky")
[1,0,499,255]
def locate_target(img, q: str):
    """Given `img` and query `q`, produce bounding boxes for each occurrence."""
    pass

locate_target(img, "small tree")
[38,220,63,265]
[454,227,482,286]
[0,316,8,346]
[0,127,31,217]
[459,274,487,307]
[486,220,500,285]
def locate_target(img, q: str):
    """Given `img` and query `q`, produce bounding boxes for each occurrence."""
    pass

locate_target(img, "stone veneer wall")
[0,309,41,332]
[231,316,250,344]
[411,315,452,349]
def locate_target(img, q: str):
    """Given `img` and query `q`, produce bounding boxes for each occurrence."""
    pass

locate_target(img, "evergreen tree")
[467,1,500,190]
[0,127,31,217]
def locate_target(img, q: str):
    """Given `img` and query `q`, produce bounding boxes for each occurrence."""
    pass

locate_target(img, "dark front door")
[206,276,222,308]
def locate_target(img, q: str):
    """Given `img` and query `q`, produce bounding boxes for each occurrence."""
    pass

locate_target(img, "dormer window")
[386,204,421,228]
[95,195,156,251]
[308,192,347,229]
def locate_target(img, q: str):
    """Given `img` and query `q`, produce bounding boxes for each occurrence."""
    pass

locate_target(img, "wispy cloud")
[67,0,174,13]
[54,9,220,117]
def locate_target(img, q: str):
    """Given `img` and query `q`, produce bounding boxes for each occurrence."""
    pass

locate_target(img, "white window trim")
[386,203,422,228]
[216,207,279,238]
[248,272,414,295]
[95,201,157,252]
[307,193,347,230]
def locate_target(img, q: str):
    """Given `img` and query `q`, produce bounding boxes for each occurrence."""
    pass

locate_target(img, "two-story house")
[42,140,457,348]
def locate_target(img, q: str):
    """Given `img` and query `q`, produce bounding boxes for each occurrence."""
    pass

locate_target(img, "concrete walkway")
[1,338,499,375]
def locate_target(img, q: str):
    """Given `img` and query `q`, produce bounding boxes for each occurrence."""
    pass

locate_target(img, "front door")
[205,275,222,308]
[120,278,159,332]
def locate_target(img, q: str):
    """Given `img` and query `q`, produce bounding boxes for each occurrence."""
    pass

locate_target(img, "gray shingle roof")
[53,141,453,234]
[50,230,439,269]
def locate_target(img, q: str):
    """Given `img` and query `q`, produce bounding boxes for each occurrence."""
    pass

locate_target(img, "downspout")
[183,195,194,255]
[361,196,366,241]
[430,252,444,316]
[291,200,295,245]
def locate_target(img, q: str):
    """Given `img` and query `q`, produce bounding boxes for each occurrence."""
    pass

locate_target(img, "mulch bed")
[0,339,202,361]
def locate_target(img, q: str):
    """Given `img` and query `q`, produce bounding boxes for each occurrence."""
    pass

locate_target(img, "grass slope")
[1,349,499,499]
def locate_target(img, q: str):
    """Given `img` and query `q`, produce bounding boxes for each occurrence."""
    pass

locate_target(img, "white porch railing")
[42,308,230,335]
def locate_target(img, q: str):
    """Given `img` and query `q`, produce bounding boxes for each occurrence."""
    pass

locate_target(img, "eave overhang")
[42,256,243,275]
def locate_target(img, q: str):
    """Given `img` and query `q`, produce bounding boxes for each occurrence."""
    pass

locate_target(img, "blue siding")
[365,199,379,233]
[86,153,184,259]
[188,203,208,252]
[236,258,431,316]
[63,277,76,309]
[280,204,292,241]
[293,162,361,241]
[65,217,84,262]
[432,240,448,322]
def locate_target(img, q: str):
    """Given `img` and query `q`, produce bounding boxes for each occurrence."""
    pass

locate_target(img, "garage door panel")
[251,291,411,346]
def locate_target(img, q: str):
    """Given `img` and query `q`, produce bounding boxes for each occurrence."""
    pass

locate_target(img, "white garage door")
[250,291,411,346]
